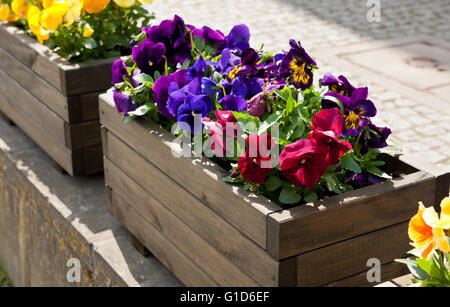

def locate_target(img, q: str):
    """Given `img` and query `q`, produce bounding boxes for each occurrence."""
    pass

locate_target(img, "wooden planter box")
[0,22,115,176]
[99,93,439,287]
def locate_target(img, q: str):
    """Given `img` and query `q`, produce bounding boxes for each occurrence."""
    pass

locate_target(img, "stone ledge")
[0,117,181,287]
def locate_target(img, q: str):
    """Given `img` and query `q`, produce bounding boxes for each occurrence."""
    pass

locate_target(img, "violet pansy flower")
[177,94,213,132]
[280,40,316,90]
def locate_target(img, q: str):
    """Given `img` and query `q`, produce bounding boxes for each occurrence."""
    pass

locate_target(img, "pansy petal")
[408,204,434,249]
[423,207,440,228]
[353,99,377,117]
[432,228,450,253]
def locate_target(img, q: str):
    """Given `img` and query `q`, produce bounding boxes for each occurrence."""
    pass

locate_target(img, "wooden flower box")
[0,22,115,176]
[99,93,438,287]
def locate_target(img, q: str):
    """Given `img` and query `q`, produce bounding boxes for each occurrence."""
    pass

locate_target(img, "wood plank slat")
[267,170,435,259]
[104,160,260,286]
[326,261,410,287]
[296,222,410,286]
[64,120,101,150]
[0,46,70,122]
[108,187,219,287]
[0,73,73,174]
[99,93,281,249]
[0,22,117,96]
[104,130,282,286]
[0,67,66,145]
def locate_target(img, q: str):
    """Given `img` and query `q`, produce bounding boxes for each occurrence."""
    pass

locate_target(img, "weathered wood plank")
[267,170,435,259]
[398,153,450,212]
[0,23,117,96]
[0,67,66,145]
[105,157,261,286]
[0,22,63,90]
[130,234,152,258]
[60,59,115,96]
[0,74,73,174]
[99,93,281,249]
[326,262,410,287]
[64,120,101,150]
[296,222,410,286]
[108,188,218,287]
[0,46,71,122]
[104,130,281,286]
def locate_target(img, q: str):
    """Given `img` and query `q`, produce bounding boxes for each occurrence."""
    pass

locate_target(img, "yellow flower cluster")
[0,0,154,44]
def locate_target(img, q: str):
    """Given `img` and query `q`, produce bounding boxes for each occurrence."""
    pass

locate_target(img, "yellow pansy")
[65,0,83,25]
[42,0,55,8]
[84,0,110,14]
[11,0,28,18]
[408,198,450,259]
[113,0,135,8]
[41,3,67,31]
[0,4,11,21]
[83,23,94,37]
[27,6,49,44]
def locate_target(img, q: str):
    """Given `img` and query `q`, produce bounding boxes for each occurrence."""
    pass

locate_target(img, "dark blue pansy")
[132,39,166,75]
[177,94,213,132]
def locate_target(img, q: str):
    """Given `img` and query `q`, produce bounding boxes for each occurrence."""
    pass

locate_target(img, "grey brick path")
[146,0,450,171]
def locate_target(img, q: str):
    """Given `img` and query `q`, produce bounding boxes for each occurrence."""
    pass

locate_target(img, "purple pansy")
[112,59,128,85]
[187,55,209,81]
[143,15,192,65]
[323,87,377,137]
[152,69,189,118]
[322,73,356,97]
[132,39,166,75]
[219,95,248,111]
[225,24,250,52]
[177,94,213,132]
[113,90,138,117]
[280,40,316,90]
[218,48,241,74]
[359,122,391,152]
[192,26,226,51]
[345,171,382,189]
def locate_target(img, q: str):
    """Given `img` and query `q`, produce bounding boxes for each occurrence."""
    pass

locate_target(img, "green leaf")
[194,35,206,51]
[154,71,161,80]
[121,115,135,123]
[232,112,260,135]
[181,60,191,69]
[279,187,301,204]
[304,190,318,203]
[416,258,442,280]
[258,112,282,135]
[127,105,149,117]
[223,176,244,183]
[367,166,392,180]
[324,175,337,192]
[341,155,361,173]
[286,91,296,116]
[395,258,429,280]
[83,38,97,49]
[265,176,282,192]
[133,73,154,85]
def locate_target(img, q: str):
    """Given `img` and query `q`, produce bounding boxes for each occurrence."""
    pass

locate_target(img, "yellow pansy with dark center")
[0,5,10,21]
[289,58,310,86]
[228,64,244,79]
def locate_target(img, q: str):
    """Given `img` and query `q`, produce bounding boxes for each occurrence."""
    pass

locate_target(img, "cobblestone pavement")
[146,0,450,171]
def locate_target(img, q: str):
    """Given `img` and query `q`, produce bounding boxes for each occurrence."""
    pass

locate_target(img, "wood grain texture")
[104,130,281,286]
[296,222,410,286]
[0,22,117,96]
[0,67,66,144]
[0,46,70,121]
[0,71,74,174]
[64,120,101,150]
[99,93,281,249]
[105,167,259,286]
[325,261,410,287]
[267,170,435,259]
[108,188,218,287]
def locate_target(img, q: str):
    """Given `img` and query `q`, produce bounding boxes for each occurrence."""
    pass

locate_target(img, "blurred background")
[146,0,450,171]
